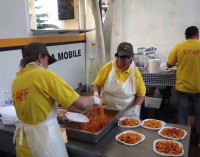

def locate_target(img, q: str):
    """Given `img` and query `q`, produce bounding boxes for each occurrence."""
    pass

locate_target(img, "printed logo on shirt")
[12,88,29,102]
[183,50,200,55]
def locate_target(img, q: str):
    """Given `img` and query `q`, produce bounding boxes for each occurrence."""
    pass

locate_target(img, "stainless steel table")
[0,120,190,157]
[66,123,191,157]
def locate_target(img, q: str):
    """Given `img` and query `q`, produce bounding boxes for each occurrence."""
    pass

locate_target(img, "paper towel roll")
[149,59,161,73]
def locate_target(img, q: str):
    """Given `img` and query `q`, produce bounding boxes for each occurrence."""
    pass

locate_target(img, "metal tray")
[62,108,120,143]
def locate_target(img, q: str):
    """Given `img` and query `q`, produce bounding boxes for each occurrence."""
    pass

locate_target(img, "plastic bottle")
[4,90,13,106]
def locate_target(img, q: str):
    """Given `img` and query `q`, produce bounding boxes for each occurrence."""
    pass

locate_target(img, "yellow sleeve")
[46,70,80,108]
[135,67,146,96]
[168,45,178,65]
[94,61,112,88]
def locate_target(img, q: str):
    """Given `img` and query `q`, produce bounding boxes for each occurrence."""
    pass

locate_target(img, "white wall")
[104,0,200,62]
[0,0,28,38]
[131,0,200,61]
[0,50,21,97]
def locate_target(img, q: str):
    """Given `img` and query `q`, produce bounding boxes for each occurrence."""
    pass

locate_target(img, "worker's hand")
[57,109,65,120]
[132,105,141,119]
[93,91,99,96]
[93,91,101,98]
[92,96,101,105]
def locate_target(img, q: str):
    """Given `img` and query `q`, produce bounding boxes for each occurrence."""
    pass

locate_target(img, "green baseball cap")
[22,42,57,65]
[117,42,134,57]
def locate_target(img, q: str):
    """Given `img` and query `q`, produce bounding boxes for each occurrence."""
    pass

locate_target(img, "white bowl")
[153,139,184,156]
[140,119,165,130]
[118,117,141,128]
[116,130,145,146]
[158,126,187,140]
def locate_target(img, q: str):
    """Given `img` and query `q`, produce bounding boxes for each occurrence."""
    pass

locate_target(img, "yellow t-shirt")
[12,65,80,157]
[94,61,146,96]
[12,65,79,125]
[168,39,200,93]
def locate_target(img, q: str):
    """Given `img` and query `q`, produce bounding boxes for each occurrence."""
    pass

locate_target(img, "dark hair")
[20,56,37,68]
[185,26,199,38]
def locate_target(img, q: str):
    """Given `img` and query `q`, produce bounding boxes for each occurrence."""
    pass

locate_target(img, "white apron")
[13,104,68,157]
[101,59,140,116]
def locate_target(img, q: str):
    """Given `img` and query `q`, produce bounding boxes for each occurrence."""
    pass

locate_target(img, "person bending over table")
[93,42,146,118]
[12,42,101,157]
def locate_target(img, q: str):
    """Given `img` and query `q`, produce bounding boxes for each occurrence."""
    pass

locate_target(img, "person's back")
[12,64,77,124]
[168,26,200,93]
[12,42,101,157]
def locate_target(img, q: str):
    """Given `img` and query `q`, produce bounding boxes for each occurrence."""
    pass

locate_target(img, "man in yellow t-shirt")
[167,26,200,148]
[12,42,101,157]
[93,42,146,118]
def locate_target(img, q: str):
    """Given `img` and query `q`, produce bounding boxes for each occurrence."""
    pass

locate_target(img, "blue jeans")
[176,91,200,143]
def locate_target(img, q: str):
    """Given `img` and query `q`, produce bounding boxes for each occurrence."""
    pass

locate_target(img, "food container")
[140,119,166,130]
[153,139,184,156]
[158,126,187,140]
[61,108,120,143]
[116,130,145,146]
[118,117,141,128]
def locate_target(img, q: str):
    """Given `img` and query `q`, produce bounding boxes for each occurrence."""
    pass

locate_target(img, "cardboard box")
[145,96,162,109]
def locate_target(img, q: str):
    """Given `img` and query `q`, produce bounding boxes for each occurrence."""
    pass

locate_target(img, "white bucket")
[149,59,161,73]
